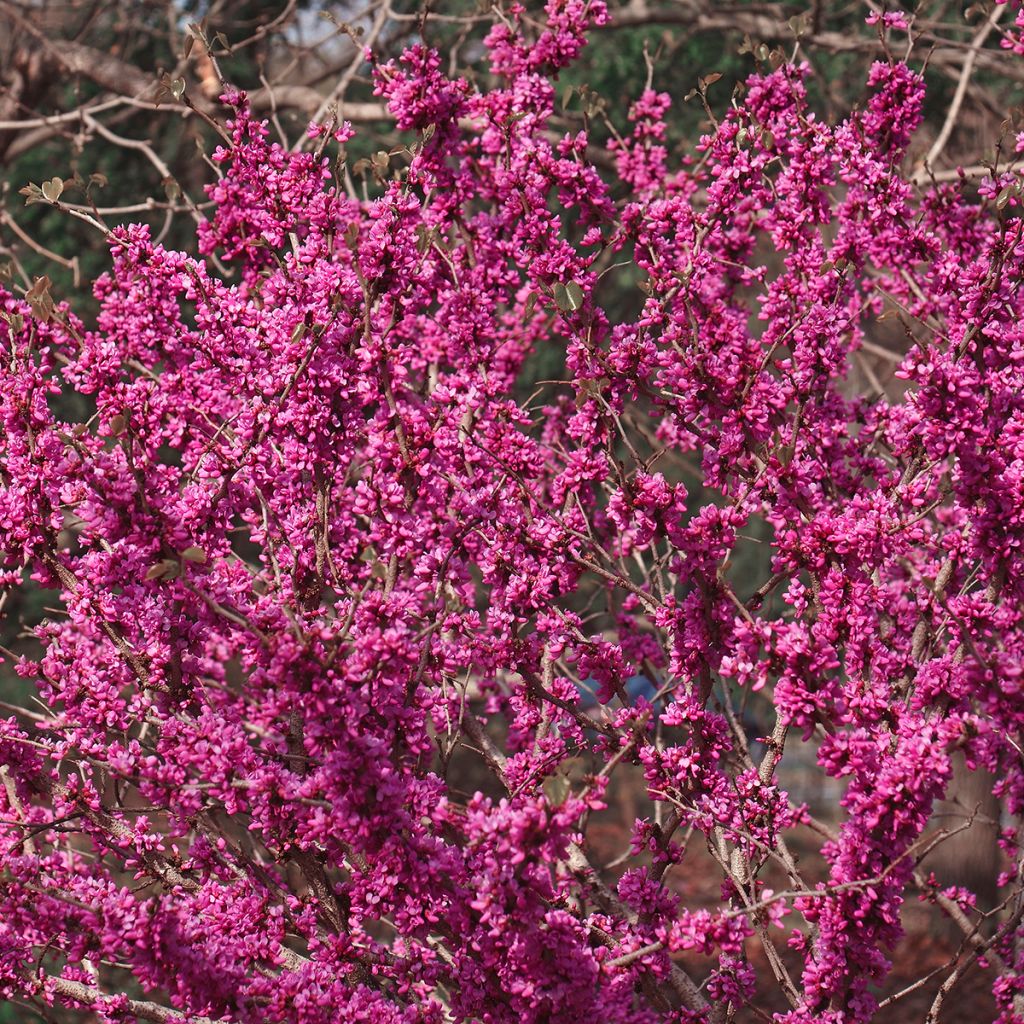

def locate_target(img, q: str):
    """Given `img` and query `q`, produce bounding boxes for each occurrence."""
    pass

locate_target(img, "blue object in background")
[575,674,661,712]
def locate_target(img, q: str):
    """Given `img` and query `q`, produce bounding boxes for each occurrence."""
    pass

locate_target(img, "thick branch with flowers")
[2,2,1024,1022]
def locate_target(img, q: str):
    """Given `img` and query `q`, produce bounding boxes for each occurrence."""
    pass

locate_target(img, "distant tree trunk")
[923,753,1001,940]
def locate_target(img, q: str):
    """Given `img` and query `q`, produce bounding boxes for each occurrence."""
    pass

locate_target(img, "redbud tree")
[2,2,1024,1021]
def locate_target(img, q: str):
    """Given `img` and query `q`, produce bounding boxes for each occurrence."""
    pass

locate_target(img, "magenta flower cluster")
[1,2,1024,1021]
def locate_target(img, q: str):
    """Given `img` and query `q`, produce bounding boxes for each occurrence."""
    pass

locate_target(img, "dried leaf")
[145,559,178,581]
[163,177,182,202]
[19,183,45,206]
[41,177,64,203]
[25,276,54,322]
[543,774,570,806]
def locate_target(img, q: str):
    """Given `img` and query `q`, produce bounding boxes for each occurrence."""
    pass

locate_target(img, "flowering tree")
[2,2,1024,1021]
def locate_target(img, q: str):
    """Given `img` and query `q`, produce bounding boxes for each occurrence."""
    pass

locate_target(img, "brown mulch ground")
[584,772,1001,1023]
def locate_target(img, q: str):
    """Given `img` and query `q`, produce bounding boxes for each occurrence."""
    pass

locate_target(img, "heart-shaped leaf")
[41,177,64,203]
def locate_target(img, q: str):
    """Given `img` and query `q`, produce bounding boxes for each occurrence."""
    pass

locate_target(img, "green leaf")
[181,546,207,564]
[553,282,585,313]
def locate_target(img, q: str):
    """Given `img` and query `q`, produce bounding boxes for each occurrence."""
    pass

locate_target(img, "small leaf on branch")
[25,276,54,322]
[144,559,179,581]
[543,774,570,807]
[41,177,64,203]
[579,377,610,397]
[19,183,45,206]
[553,282,585,313]
[181,546,207,564]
